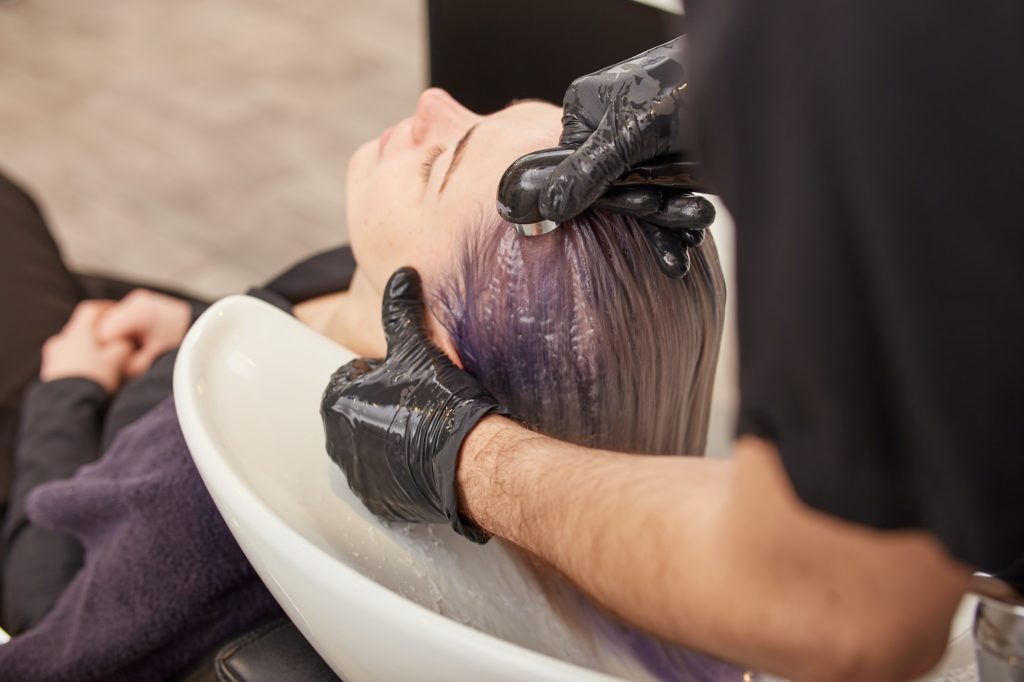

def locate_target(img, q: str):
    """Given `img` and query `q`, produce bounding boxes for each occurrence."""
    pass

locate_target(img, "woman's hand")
[96,289,192,378]
[40,301,134,393]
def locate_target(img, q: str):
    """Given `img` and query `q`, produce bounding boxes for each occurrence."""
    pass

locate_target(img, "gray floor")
[0,0,425,298]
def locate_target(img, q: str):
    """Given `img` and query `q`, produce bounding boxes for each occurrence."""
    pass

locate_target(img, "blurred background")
[0,0,735,448]
[0,0,736,491]
[0,0,681,299]
[0,0,425,297]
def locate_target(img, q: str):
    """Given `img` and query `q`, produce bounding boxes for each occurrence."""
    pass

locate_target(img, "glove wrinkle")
[534,35,713,256]
[322,268,507,544]
[508,35,717,278]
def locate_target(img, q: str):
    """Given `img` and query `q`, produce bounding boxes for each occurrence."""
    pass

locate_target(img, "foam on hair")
[433,210,734,681]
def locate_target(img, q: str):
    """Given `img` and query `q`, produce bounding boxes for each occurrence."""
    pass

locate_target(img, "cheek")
[344,142,376,243]
[346,153,411,285]
[347,213,400,293]
[349,207,452,296]
[346,161,475,293]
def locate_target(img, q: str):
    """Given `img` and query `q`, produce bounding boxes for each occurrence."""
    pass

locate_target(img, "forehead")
[466,101,562,168]
[437,100,562,211]
[488,100,562,135]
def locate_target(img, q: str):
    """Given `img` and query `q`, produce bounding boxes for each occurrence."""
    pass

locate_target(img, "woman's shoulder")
[260,245,356,303]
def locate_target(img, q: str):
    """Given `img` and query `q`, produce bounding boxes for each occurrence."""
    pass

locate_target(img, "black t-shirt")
[686,0,1024,579]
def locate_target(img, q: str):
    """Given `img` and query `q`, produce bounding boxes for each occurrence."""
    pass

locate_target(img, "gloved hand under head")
[321,268,508,545]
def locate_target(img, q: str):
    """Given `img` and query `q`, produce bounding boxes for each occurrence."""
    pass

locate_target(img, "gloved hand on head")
[320,268,508,544]
[539,35,714,236]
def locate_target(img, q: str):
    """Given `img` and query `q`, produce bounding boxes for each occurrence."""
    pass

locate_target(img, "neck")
[301,266,457,365]
[319,269,387,358]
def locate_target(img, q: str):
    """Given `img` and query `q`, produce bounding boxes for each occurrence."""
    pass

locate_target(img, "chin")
[345,213,367,261]
[344,152,374,240]
[345,140,376,196]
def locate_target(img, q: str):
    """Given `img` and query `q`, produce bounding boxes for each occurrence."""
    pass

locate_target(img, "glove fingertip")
[385,266,422,298]
[381,267,428,344]
[637,220,692,279]
[640,194,717,232]
[688,195,717,227]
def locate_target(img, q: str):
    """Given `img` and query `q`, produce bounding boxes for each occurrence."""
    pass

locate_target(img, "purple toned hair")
[435,210,725,457]
[433,210,735,681]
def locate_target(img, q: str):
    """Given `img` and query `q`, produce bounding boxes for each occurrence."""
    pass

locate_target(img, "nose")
[411,88,472,144]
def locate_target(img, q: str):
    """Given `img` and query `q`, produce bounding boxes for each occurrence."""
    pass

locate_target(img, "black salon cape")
[685,0,1024,582]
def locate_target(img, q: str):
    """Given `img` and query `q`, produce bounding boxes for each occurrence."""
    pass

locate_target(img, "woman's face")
[345,88,562,293]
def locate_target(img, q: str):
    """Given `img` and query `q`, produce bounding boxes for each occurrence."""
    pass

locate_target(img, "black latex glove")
[320,268,509,544]
[540,35,714,233]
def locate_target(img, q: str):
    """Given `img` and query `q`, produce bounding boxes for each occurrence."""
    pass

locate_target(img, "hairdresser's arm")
[322,269,970,681]
[458,418,970,682]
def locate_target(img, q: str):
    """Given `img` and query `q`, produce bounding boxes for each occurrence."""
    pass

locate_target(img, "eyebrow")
[439,122,480,194]
[437,98,550,194]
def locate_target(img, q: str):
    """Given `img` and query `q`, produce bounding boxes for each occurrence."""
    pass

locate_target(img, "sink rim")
[173,295,618,681]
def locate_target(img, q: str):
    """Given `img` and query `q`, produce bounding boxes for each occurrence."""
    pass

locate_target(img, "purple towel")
[0,397,283,681]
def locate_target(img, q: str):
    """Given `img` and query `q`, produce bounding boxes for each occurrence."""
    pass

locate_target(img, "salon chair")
[176,618,338,682]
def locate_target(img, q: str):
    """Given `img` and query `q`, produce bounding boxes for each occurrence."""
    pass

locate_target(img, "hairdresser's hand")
[41,301,134,393]
[96,289,192,379]
[321,268,508,544]
[541,35,713,232]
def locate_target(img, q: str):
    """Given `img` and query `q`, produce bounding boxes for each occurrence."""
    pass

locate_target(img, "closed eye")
[421,144,446,184]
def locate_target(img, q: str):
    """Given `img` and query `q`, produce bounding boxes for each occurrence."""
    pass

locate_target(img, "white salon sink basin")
[173,292,977,682]
[174,295,635,682]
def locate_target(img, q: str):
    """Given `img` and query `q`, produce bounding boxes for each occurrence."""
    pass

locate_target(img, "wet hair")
[435,210,725,457]
[433,210,734,681]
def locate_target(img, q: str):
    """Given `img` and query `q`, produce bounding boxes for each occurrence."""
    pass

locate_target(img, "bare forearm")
[457,418,970,681]
[459,418,753,666]
[459,417,728,630]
